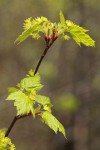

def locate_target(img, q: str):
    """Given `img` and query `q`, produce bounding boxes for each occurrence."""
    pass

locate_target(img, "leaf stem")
[5,38,57,137]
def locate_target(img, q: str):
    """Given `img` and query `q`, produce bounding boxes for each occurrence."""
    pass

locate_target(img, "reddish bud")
[44,34,48,41]
[51,32,58,41]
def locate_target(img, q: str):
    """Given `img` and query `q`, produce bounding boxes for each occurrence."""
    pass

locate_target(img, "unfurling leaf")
[60,11,66,27]
[0,129,16,150]
[62,33,70,40]
[18,71,43,92]
[35,95,52,106]
[23,17,32,30]
[41,111,66,137]
[15,17,48,43]
[35,95,53,112]
[15,25,41,44]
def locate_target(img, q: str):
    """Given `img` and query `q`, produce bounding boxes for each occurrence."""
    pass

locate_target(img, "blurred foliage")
[0,129,15,150]
[40,61,58,80]
[93,75,100,90]
[54,94,80,113]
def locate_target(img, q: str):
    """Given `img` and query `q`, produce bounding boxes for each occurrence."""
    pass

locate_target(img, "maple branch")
[5,38,57,137]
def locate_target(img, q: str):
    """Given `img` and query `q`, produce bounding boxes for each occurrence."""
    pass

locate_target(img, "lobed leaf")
[6,90,35,116]
[66,20,95,47]
[41,111,66,137]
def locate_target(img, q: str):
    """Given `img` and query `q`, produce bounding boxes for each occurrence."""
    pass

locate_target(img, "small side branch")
[5,112,41,137]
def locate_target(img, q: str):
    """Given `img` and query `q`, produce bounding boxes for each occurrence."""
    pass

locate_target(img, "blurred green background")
[0,0,100,150]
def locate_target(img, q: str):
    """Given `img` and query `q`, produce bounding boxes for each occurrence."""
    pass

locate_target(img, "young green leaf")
[15,25,40,44]
[8,87,18,94]
[31,32,40,39]
[15,17,48,44]
[0,129,16,150]
[18,72,43,92]
[6,70,43,116]
[59,11,66,27]
[15,11,95,47]
[35,95,53,113]
[35,95,52,106]
[62,33,70,40]
[41,111,66,137]
[43,105,52,112]
[6,90,35,116]
[66,20,95,47]
[23,17,32,30]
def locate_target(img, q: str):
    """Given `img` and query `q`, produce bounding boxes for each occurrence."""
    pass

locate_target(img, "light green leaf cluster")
[41,111,66,137]
[0,129,15,150]
[16,11,95,47]
[6,70,43,116]
[6,70,66,137]
[15,16,49,43]
[6,70,53,117]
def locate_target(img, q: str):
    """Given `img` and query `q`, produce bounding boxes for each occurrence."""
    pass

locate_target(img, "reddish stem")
[5,112,41,137]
